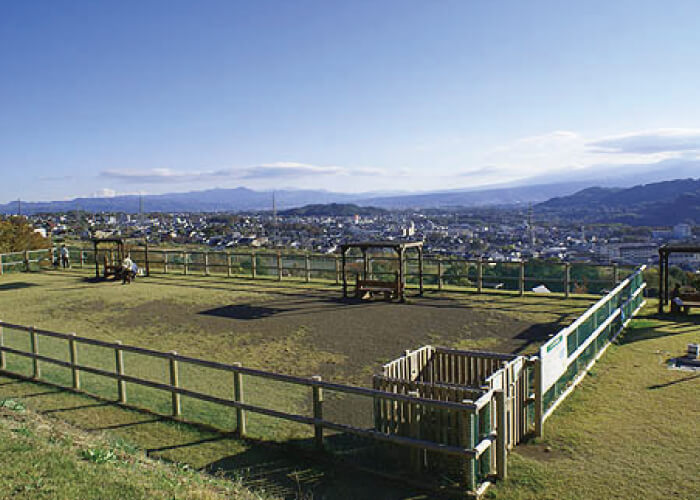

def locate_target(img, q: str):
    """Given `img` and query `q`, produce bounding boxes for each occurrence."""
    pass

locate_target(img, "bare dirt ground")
[1,271,592,386]
[114,276,585,385]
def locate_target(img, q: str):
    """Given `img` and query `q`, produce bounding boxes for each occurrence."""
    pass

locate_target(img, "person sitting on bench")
[671,284,683,313]
[122,254,135,285]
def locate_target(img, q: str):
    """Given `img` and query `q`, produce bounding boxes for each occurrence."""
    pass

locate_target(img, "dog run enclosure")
[0,258,647,497]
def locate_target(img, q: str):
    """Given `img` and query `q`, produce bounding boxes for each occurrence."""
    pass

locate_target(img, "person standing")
[60,245,70,269]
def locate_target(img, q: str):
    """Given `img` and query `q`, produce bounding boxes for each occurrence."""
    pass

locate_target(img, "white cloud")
[587,128,700,154]
[92,128,699,193]
[100,162,386,184]
[93,188,117,198]
[460,129,697,186]
[101,168,204,183]
[90,188,144,198]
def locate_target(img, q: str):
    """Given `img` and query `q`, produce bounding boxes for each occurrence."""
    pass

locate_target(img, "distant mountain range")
[537,178,700,226]
[2,174,699,222]
[0,181,598,214]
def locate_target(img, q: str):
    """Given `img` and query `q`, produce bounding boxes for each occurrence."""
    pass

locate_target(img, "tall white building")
[673,223,692,239]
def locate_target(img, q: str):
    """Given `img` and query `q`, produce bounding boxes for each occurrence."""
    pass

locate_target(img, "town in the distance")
[13,177,700,272]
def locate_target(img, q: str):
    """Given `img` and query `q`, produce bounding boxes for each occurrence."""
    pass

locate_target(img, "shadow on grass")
[618,312,700,345]
[90,417,164,431]
[43,401,115,414]
[201,304,292,320]
[0,282,37,292]
[511,322,567,355]
[205,433,439,500]
[648,373,700,390]
[0,373,441,500]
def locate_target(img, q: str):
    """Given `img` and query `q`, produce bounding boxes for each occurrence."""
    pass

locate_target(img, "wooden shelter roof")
[659,244,700,254]
[340,241,423,251]
[91,237,126,244]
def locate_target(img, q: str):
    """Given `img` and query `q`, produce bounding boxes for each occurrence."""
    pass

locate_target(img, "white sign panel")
[540,332,568,392]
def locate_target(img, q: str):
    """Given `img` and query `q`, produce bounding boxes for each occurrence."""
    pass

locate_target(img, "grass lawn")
[0,400,268,500]
[488,305,700,500]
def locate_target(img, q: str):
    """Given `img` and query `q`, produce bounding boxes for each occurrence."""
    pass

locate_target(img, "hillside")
[279,203,387,216]
[0,400,266,500]
[537,178,700,225]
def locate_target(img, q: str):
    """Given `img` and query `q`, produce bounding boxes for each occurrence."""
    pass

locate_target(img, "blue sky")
[1,0,700,202]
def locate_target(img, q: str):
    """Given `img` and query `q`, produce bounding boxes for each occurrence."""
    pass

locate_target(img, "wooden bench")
[355,274,401,300]
[677,293,700,314]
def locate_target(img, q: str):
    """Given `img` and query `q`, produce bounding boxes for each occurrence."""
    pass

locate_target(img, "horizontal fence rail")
[0,320,499,494]
[0,248,53,275]
[15,245,638,297]
[535,265,647,434]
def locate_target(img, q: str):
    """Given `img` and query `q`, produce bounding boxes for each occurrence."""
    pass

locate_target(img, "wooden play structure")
[658,244,700,313]
[92,238,149,281]
[340,241,424,302]
[92,238,126,280]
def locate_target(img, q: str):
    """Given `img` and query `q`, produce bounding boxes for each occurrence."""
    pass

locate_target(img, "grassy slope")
[0,401,267,500]
[488,307,700,500]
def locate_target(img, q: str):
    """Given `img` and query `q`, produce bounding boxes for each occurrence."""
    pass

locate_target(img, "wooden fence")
[0,320,503,497]
[55,245,631,296]
[377,346,531,450]
[0,248,53,275]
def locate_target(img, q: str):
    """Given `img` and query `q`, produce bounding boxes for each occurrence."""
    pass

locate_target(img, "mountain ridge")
[537,178,700,225]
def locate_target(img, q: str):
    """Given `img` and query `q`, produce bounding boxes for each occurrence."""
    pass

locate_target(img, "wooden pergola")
[92,237,150,280]
[658,244,700,313]
[340,241,424,302]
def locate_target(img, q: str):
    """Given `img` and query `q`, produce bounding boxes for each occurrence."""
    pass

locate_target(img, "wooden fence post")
[519,261,525,296]
[477,259,483,294]
[564,262,571,298]
[144,244,150,277]
[534,356,543,437]
[69,333,80,390]
[30,326,40,379]
[0,321,5,371]
[312,375,324,450]
[183,252,188,275]
[251,252,257,279]
[226,252,232,278]
[305,252,311,283]
[334,255,340,285]
[408,390,422,473]
[496,389,507,480]
[169,351,181,418]
[23,250,29,272]
[460,403,477,492]
[164,251,168,274]
[233,362,246,437]
[277,251,282,281]
[115,341,126,404]
[204,252,210,276]
[0,253,3,276]
[437,256,443,290]
[80,250,84,269]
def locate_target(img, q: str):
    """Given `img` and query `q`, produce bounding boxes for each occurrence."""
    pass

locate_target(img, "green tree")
[0,217,49,253]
